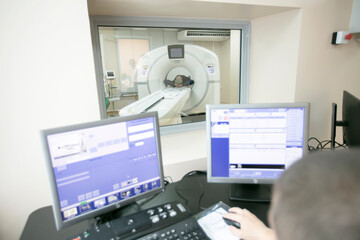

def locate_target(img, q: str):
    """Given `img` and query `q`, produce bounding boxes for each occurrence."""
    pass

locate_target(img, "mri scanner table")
[119,87,191,125]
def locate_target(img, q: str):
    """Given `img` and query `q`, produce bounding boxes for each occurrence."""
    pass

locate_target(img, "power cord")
[175,170,207,210]
[180,170,206,180]
[308,137,347,151]
[164,176,174,185]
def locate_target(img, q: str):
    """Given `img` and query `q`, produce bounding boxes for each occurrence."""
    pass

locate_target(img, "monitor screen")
[206,103,309,185]
[168,45,184,59]
[106,70,116,79]
[42,112,164,230]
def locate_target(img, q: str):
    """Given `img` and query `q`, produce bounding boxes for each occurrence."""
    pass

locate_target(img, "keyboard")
[137,215,209,240]
[68,202,192,240]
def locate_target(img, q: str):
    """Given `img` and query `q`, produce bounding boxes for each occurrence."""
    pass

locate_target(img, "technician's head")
[269,150,360,240]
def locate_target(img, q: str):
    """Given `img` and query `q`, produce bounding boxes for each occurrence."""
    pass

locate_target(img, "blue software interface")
[210,107,305,179]
[46,117,161,221]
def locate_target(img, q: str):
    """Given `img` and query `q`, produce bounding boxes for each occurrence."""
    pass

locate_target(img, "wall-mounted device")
[331,31,353,45]
[105,70,116,80]
[331,0,360,44]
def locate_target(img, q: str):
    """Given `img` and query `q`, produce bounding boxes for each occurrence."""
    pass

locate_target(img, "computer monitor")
[331,91,360,148]
[342,91,360,147]
[42,112,164,230]
[105,70,116,80]
[206,103,309,202]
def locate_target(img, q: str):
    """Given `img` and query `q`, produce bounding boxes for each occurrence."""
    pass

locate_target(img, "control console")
[68,202,190,240]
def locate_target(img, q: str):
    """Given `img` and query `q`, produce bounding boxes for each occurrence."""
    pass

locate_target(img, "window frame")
[90,16,251,135]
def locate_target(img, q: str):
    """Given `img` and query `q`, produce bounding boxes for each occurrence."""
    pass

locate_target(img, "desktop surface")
[20,172,270,240]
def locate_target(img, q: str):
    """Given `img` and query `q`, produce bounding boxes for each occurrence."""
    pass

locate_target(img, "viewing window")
[91,17,250,134]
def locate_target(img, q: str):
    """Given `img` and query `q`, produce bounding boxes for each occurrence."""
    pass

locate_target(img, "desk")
[20,172,270,240]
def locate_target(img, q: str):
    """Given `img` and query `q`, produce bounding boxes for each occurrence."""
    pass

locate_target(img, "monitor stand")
[330,103,345,149]
[230,184,272,202]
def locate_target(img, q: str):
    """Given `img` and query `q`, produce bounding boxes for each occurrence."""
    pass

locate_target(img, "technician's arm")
[223,207,276,240]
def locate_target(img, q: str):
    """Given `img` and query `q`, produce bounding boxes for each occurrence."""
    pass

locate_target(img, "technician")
[223,150,360,240]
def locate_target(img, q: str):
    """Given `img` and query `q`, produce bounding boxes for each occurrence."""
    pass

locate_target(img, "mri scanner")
[119,44,220,126]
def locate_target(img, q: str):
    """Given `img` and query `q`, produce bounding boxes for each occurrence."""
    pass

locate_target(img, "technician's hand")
[223,207,276,240]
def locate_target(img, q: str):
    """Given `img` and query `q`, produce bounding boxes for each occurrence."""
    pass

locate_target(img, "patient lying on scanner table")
[164,75,195,88]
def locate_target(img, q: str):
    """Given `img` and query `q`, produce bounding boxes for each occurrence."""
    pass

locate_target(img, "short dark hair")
[271,150,360,240]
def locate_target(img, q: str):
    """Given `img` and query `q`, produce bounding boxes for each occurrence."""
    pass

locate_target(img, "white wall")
[294,0,360,141]
[161,130,208,180]
[249,0,360,142]
[249,9,302,103]
[0,0,99,239]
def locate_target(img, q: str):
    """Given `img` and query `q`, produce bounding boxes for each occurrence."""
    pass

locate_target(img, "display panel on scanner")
[206,103,309,184]
[42,112,164,230]
[168,45,184,59]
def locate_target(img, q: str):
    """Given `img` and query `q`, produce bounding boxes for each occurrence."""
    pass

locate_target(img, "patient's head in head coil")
[174,75,184,87]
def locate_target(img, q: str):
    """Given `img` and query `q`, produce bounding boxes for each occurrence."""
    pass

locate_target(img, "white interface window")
[229,108,303,168]
[211,107,305,178]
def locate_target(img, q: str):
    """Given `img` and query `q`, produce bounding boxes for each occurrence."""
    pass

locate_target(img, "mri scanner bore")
[119,44,220,126]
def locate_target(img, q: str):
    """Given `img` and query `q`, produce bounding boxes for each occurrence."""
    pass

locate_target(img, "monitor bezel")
[41,111,165,230]
[206,102,310,184]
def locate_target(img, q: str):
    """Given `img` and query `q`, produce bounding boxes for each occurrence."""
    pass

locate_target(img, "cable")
[308,137,324,150]
[175,170,207,210]
[180,170,206,180]
[165,176,174,184]
[333,141,348,150]
[308,137,347,151]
